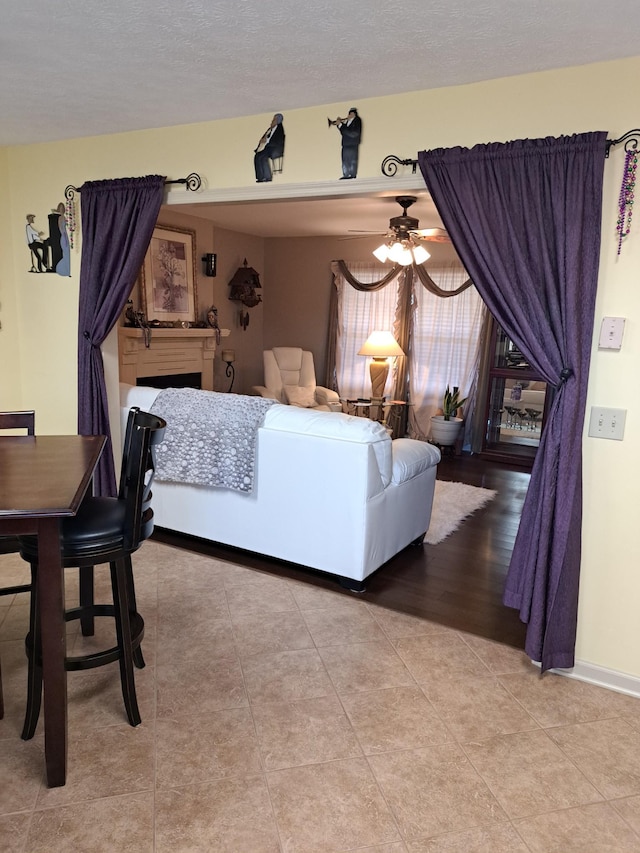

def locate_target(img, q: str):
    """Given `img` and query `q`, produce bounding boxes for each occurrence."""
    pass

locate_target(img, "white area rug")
[425,480,497,545]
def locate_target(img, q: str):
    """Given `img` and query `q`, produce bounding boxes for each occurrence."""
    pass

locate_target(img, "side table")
[383,400,412,439]
[341,398,411,439]
[341,398,385,421]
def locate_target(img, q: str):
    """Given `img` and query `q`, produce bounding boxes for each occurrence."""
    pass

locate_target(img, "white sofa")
[119,383,441,589]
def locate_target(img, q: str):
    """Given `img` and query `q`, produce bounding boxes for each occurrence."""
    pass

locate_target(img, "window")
[334,263,403,400]
[332,260,486,443]
[409,265,485,441]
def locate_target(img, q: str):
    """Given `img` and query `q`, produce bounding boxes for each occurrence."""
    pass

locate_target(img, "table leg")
[37,518,67,787]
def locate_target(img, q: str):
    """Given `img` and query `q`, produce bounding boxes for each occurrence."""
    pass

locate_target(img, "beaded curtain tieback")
[65,194,77,249]
[617,148,637,255]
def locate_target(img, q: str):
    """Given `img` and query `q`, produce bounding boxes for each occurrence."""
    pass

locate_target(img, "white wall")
[1,57,639,680]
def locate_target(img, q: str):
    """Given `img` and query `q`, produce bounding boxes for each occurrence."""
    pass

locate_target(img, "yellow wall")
[0,149,22,406]
[1,57,639,680]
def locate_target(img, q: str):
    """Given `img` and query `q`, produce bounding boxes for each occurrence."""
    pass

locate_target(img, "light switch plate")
[588,407,626,440]
[598,317,625,350]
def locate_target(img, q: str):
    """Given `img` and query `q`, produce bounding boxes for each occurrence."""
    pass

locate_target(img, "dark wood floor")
[153,453,531,650]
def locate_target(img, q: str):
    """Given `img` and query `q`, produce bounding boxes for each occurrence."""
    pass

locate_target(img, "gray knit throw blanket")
[150,388,277,493]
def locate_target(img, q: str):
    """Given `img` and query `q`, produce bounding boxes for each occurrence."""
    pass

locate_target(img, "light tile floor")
[1,541,640,852]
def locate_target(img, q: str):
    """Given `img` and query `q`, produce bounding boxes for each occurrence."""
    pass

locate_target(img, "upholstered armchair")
[253,347,341,412]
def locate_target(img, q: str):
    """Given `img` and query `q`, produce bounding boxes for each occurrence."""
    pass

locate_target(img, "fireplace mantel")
[118,326,229,391]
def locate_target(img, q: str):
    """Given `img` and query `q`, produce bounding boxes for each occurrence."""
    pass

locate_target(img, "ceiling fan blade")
[413,228,451,243]
[338,232,386,241]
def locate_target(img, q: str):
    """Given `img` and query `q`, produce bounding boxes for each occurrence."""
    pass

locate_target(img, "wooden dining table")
[0,433,106,787]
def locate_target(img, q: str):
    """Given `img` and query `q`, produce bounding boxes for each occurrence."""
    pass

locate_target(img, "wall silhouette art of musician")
[25,214,50,272]
[49,202,70,276]
[254,113,285,182]
[329,107,362,179]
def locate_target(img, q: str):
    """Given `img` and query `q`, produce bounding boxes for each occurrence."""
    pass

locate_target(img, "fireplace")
[118,326,229,392]
[137,372,202,390]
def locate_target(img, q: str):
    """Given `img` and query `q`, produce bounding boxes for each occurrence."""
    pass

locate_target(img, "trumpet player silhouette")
[328,108,362,179]
[254,113,285,182]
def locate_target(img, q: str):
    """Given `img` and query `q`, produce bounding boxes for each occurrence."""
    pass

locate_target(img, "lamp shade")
[397,247,415,266]
[387,242,408,264]
[358,332,404,400]
[372,243,390,263]
[411,244,430,264]
[358,331,405,358]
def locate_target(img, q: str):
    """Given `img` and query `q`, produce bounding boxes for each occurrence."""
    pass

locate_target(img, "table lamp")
[358,331,405,399]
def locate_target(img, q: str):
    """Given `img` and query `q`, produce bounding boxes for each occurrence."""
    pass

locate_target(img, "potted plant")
[430,385,468,446]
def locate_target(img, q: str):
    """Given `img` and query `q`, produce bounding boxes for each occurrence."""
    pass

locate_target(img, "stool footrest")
[26,607,144,671]
[0,583,31,596]
[65,606,144,670]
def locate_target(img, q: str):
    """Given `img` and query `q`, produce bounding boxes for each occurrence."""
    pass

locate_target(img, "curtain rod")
[381,155,419,176]
[380,130,640,175]
[64,172,202,199]
[605,129,640,158]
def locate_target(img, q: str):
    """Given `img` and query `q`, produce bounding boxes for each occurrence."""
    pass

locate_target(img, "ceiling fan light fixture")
[374,239,428,266]
[373,243,391,263]
[412,244,431,264]
[387,241,408,264]
[370,195,444,265]
[396,247,414,266]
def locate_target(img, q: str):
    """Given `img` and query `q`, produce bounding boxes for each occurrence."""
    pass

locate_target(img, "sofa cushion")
[264,404,392,486]
[284,385,316,408]
[391,438,441,485]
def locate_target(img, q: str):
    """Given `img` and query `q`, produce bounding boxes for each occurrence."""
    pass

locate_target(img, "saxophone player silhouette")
[254,113,285,182]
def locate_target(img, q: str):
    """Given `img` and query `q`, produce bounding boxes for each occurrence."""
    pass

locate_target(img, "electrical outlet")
[588,407,626,440]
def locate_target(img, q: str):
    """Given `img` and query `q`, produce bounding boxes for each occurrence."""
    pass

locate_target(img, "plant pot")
[430,415,464,446]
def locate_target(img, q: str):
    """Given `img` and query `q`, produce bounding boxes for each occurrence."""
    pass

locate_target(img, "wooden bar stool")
[18,408,166,737]
[0,410,36,716]
[0,411,36,567]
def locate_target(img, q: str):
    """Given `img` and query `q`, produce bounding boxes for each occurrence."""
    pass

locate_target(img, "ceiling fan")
[345,196,451,265]
[347,196,451,242]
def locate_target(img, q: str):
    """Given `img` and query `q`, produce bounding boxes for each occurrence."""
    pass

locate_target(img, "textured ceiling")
[2,0,640,147]
[175,192,439,239]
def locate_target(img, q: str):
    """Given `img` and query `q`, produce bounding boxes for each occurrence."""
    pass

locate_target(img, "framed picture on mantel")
[140,225,198,323]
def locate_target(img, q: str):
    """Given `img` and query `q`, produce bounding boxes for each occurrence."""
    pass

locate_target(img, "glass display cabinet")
[481,323,553,466]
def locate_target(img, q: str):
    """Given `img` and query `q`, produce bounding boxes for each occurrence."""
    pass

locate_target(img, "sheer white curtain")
[409,263,486,441]
[333,262,403,400]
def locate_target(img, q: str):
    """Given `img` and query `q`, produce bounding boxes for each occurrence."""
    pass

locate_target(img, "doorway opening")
[150,179,531,647]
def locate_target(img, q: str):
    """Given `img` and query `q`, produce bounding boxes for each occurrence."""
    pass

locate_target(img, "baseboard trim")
[533,659,640,698]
